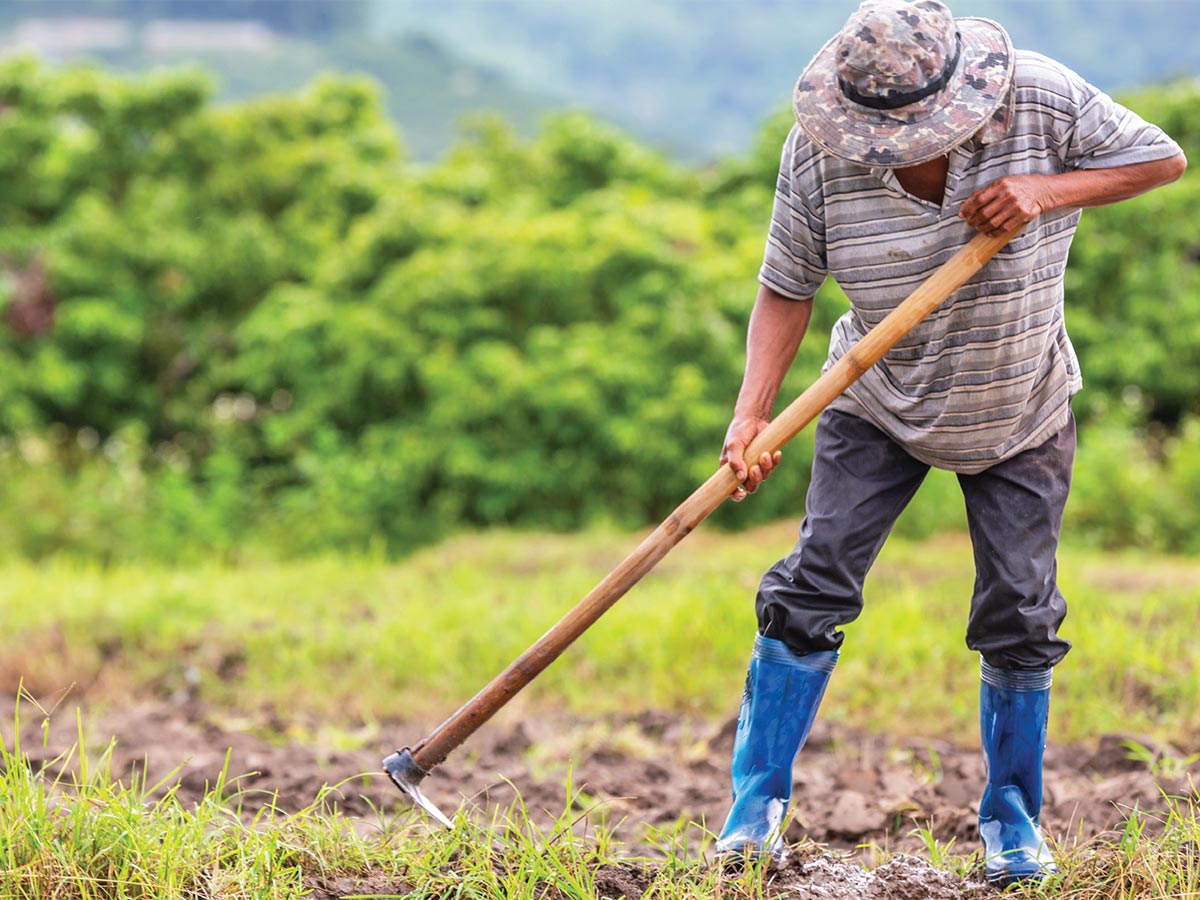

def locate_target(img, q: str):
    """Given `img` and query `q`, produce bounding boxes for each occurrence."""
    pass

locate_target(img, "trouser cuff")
[754,634,839,673]
[981,659,1053,691]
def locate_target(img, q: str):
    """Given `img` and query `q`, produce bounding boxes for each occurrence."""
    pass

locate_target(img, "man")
[715,0,1185,885]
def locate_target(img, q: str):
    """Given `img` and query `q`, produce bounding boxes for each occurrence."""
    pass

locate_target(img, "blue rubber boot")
[979,660,1058,886]
[715,635,838,863]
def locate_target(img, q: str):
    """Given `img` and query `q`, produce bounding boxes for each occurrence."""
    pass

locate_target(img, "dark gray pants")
[757,409,1074,669]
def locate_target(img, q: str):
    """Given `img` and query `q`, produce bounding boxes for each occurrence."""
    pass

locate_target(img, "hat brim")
[793,17,1014,167]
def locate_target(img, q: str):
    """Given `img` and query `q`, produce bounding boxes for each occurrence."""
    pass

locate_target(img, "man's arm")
[723,284,814,499]
[959,154,1188,236]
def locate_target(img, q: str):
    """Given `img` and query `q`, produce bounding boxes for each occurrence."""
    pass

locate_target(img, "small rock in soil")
[825,791,888,839]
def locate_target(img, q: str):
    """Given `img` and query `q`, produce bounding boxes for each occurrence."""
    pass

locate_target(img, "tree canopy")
[0,60,1198,559]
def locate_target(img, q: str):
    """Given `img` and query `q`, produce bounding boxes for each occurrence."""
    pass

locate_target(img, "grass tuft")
[997,787,1200,899]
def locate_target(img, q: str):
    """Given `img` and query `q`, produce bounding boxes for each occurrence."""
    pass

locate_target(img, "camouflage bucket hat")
[793,0,1014,166]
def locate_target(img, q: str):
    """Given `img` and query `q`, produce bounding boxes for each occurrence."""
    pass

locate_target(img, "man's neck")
[893,155,950,204]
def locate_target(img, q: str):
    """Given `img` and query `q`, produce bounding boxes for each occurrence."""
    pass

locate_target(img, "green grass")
[0,707,316,898]
[2,524,1200,898]
[0,697,800,898]
[910,794,1200,900]
[2,525,1197,747]
[1007,796,1200,900]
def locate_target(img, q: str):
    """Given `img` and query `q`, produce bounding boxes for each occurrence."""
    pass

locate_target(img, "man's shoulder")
[780,122,862,182]
[1011,49,1087,98]
[781,122,823,163]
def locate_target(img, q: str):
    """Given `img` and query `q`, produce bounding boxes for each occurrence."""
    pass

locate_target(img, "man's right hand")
[721,414,781,502]
[722,283,811,502]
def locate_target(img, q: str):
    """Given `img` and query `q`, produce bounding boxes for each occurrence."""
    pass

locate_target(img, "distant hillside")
[3,0,1198,162]
[0,0,555,161]
[373,0,1200,160]
[103,31,554,160]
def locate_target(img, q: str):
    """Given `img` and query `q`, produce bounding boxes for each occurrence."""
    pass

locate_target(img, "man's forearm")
[734,284,815,418]
[960,152,1187,236]
[1041,154,1188,211]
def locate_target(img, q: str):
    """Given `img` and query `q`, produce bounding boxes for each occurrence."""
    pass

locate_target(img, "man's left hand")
[960,175,1049,236]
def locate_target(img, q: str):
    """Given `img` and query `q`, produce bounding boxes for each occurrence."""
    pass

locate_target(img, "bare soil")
[10,696,1198,899]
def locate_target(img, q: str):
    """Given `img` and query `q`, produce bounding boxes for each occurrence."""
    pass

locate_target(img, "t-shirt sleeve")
[758,124,828,301]
[1048,58,1184,170]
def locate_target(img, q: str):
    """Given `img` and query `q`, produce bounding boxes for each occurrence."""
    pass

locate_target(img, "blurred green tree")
[0,59,1197,559]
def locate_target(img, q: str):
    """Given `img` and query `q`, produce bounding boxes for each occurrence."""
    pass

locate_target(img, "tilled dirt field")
[10,697,1199,898]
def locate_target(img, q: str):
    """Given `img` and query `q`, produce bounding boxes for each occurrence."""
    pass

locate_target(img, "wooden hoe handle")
[404,226,1020,774]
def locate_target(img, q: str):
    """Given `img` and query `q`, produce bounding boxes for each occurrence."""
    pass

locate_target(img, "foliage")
[0,59,1198,559]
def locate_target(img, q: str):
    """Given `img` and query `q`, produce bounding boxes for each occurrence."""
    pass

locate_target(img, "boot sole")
[986,864,1055,887]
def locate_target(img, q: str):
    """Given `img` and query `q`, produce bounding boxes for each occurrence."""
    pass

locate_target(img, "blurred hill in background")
[0,0,549,159]
[3,0,1199,161]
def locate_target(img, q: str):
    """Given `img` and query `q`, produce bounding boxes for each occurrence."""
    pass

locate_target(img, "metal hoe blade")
[383,749,454,829]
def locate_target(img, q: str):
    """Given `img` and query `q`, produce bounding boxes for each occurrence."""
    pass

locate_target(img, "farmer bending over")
[716,0,1186,884]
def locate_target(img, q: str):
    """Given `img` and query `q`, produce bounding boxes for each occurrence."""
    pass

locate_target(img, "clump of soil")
[768,852,988,900]
[9,695,1198,892]
[591,863,656,899]
[304,852,987,900]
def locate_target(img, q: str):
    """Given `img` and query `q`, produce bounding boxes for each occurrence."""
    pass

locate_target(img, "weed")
[908,821,981,878]
[1123,738,1200,779]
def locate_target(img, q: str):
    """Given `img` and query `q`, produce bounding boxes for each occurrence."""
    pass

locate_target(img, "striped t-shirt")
[760,50,1183,473]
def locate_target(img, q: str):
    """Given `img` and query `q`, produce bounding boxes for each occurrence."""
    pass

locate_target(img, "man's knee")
[967,584,1070,669]
[755,555,864,655]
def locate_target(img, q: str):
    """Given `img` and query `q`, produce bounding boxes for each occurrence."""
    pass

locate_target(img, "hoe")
[384,226,1020,827]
